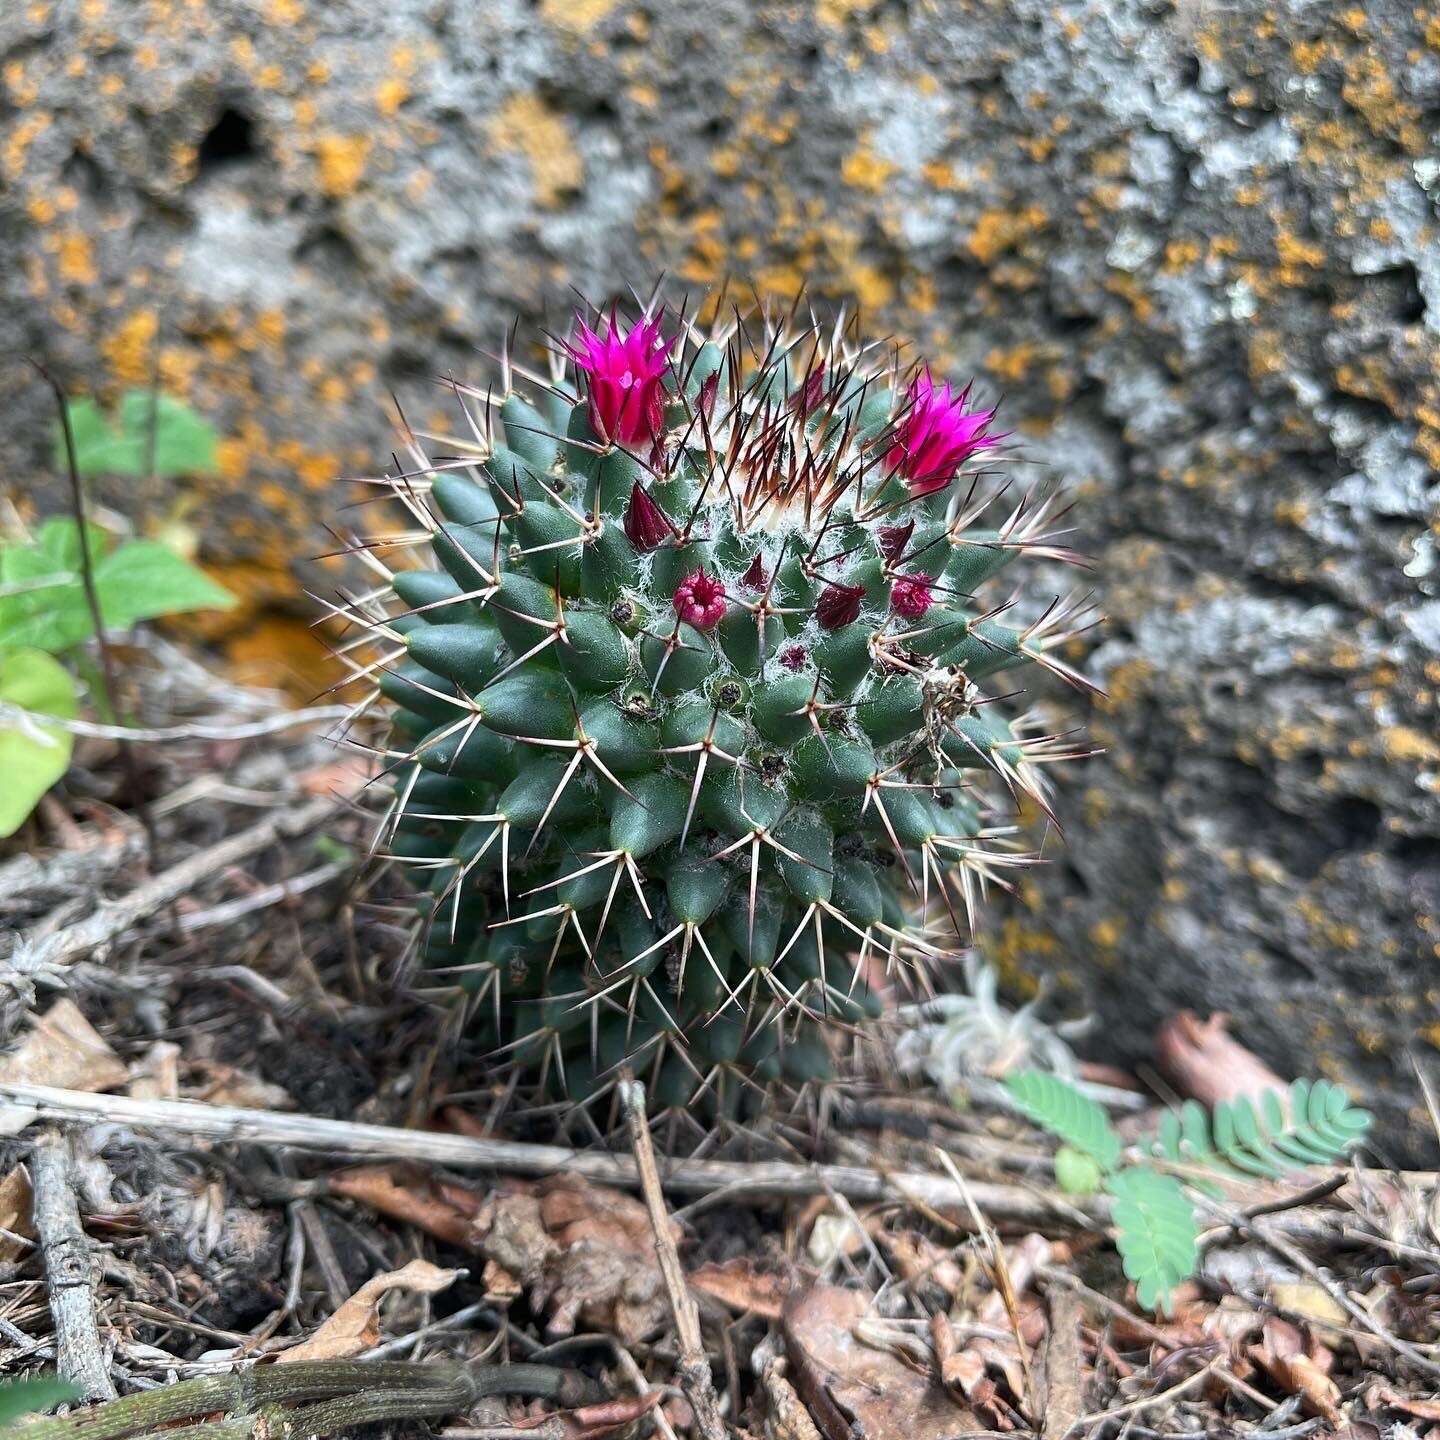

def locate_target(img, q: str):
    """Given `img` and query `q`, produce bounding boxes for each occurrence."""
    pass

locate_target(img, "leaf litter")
[0,653,1438,1440]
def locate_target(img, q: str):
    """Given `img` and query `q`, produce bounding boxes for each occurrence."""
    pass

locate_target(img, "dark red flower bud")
[878,520,914,566]
[697,371,719,421]
[890,573,934,619]
[623,483,673,552]
[815,581,866,631]
[779,644,808,671]
[793,368,826,416]
[740,553,767,590]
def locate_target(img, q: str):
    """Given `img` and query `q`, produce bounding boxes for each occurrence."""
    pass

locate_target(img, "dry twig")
[1220,1203,1440,1382]
[11,794,344,966]
[0,1082,1109,1228]
[30,1128,116,1402]
[1042,1286,1084,1440]
[619,1075,727,1440]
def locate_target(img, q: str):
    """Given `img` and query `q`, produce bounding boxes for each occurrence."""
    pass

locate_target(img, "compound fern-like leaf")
[1105,1167,1198,1315]
[1004,1070,1121,1171]
[1154,1079,1370,1182]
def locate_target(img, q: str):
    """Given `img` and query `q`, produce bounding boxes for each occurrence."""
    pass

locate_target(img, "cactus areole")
[365,300,1094,1112]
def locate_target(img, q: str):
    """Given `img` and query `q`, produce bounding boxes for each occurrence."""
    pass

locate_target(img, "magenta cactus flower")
[890,573,934,619]
[569,310,670,448]
[673,568,727,629]
[886,372,1001,496]
[816,581,866,631]
[623,482,673,552]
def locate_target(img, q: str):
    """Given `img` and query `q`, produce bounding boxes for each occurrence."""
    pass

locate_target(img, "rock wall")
[4,0,1437,1151]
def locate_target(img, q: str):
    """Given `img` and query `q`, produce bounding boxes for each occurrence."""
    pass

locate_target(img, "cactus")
[337,298,1094,1113]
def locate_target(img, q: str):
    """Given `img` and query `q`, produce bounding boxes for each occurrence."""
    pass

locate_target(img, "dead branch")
[0,703,353,746]
[9,794,344,967]
[13,1359,603,1440]
[1042,1285,1084,1440]
[30,1128,116,1402]
[620,1075,727,1440]
[0,1081,1108,1229]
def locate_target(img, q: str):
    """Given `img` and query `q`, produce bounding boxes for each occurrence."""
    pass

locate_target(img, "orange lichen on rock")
[488,93,583,207]
[966,205,1048,265]
[313,133,371,198]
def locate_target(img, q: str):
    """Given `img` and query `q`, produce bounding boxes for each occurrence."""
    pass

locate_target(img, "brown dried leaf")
[1364,1383,1440,1423]
[1270,1352,1342,1423]
[0,999,126,1134]
[298,755,375,797]
[480,1176,671,1345]
[328,1164,485,1250]
[127,1041,180,1102]
[1109,1308,1209,1350]
[1271,1281,1348,1332]
[545,1392,665,1440]
[944,1233,1048,1419]
[278,1257,460,1362]
[689,1257,789,1320]
[878,1230,964,1299]
[189,1061,293,1110]
[1260,1316,1306,1360]
[783,1284,987,1440]
[0,1164,34,1264]
[1252,1318,1342,1424]
[945,1346,989,1396]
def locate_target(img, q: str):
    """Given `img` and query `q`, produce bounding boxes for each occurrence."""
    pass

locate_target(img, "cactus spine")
[341,298,1093,1113]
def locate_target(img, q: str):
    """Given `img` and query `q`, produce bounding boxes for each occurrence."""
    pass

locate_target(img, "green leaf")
[54,390,218,480]
[1055,1144,1104,1195]
[0,1376,80,1428]
[1004,1070,1122,1171]
[0,523,234,653]
[1151,1082,1371,1182]
[118,391,218,478]
[61,395,145,478]
[0,649,77,838]
[1105,1167,1199,1315]
[93,541,234,626]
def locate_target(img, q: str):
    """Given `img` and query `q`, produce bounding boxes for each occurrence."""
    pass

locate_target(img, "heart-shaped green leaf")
[0,648,78,837]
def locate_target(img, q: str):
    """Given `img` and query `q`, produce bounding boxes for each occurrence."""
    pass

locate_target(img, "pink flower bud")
[815,581,866,631]
[623,483,672,552]
[672,569,727,630]
[890,573,934,620]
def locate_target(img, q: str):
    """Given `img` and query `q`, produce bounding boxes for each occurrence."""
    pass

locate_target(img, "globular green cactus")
[340,299,1093,1113]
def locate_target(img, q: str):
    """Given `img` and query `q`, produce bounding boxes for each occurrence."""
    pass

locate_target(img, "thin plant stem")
[28,359,160,866]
